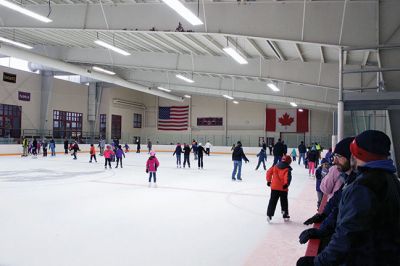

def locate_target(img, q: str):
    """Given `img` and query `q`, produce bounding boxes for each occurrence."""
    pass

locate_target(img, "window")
[99,114,106,138]
[111,115,122,139]
[0,104,22,138]
[133,113,142,128]
[53,110,83,138]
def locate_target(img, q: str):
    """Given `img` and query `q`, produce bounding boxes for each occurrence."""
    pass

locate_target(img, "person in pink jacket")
[319,164,343,200]
[146,151,160,186]
[103,145,114,170]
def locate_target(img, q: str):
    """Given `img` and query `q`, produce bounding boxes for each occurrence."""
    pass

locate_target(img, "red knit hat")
[281,155,292,164]
[350,130,391,162]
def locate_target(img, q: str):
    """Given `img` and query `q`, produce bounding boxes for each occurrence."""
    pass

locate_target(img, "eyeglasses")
[333,153,343,159]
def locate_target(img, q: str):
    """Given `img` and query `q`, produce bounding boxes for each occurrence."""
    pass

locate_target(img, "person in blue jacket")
[173,143,183,168]
[297,130,400,266]
[255,147,267,170]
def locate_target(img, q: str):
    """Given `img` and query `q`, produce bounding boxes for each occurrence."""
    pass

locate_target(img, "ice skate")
[283,214,290,221]
[267,216,272,223]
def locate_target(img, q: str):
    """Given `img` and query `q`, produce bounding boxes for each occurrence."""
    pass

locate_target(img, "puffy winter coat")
[315,160,400,266]
[90,146,96,155]
[320,166,344,200]
[315,166,329,192]
[232,145,249,162]
[115,148,125,158]
[146,156,160,172]
[307,150,319,162]
[103,149,114,159]
[266,162,292,192]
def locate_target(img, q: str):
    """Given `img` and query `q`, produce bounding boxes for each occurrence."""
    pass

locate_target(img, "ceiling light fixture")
[298,108,304,112]
[161,0,203,26]
[184,95,191,98]
[223,95,234,100]
[0,0,52,23]
[176,74,194,83]
[267,83,280,92]
[92,66,115,75]
[157,86,172,92]
[290,102,298,107]
[94,40,131,56]
[233,100,239,104]
[223,47,248,65]
[0,37,33,49]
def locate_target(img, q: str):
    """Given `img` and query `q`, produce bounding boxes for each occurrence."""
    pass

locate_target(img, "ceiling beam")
[320,46,325,64]
[143,33,188,54]
[266,40,286,61]
[361,50,370,66]
[294,43,305,62]
[182,35,220,56]
[226,36,251,59]
[162,33,204,55]
[247,38,268,60]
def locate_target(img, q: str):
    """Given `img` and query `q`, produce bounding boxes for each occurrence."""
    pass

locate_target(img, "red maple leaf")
[278,113,294,127]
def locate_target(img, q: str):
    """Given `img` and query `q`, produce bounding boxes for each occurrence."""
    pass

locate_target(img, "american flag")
[158,106,189,131]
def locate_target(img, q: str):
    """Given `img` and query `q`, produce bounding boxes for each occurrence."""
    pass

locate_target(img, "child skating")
[103,145,114,169]
[89,144,97,163]
[266,155,292,222]
[255,147,267,170]
[115,145,125,168]
[146,151,159,187]
[183,143,191,168]
[173,143,182,168]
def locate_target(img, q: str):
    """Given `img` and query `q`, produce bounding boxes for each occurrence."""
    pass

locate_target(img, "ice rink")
[0,150,318,266]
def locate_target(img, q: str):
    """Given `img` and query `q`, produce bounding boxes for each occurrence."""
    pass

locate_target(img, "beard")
[336,159,351,172]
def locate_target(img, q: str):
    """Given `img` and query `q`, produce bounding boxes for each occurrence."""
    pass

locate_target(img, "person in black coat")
[183,144,191,168]
[298,141,307,165]
[173,143,183,168]
[282,141,288,155]
[231,141,249,181]
[136,139,141,153]
[272,139,284,166]
[64,138,69,154]
[197,143,207,169]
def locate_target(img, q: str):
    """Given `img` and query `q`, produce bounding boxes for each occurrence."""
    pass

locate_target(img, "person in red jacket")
[266,155,292,222]
[89,144,97,163]
[146,151,160,187]
[103,145,114,169]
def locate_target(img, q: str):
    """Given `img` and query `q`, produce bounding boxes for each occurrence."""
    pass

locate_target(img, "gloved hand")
[299,228,321,244]
[245,159,249,163]
[283,184,289,189]
[146,169,149,173]
[267,181,271,187]
[296,256,315,266]
[304,213,326,225]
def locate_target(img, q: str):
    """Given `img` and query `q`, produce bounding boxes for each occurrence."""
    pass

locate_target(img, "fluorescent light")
[176,74,194,83]
[290,102,298,107]
[161,0,203,26]
[223,47,248,65]
[267,83,280,92]
[298,108,304,112]
[223,95,234,100]
[0,0,52,23]
[94,40,131,56]
[92,66,115,75]
[157,86,171,92]
[233,100,239,104]
[184,95,191,98]
[0,37,33,49]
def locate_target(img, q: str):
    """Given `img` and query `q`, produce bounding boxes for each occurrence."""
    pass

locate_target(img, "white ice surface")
[0,151,317,266]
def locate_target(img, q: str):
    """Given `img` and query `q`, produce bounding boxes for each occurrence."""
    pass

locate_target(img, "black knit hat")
[350,130,391,161]
[334,137,355,160]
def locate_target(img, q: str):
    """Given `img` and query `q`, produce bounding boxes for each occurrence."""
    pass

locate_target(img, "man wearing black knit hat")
[298,130,400,266]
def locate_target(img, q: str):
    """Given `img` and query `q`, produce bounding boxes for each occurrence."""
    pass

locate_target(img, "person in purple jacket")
[115,145,125,168]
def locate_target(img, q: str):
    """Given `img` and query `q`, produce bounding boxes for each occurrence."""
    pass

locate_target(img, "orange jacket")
[90,146,96,155]
[266,162,292,192]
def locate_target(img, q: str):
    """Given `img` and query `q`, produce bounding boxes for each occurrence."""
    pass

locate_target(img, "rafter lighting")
[223,95,234,100]
[0,0,52,23]
[94,40,131,56]
[298,108,304,112]
[233,100,239,104]
[223,47,248,65]
[161,0,203,26]
[0,37,32,49]
[290,102,298,107]
[267,83,280,92]
[157,86,172,92]
[92,66,115,75]
[184,95,191,98]
[176,74,194,83]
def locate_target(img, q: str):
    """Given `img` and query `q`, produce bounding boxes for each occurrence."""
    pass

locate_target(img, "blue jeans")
[232,160,242,179]
[273,156,282,166]
[298,153,305,165]
[176,154,181,166]
[149,172,157,183]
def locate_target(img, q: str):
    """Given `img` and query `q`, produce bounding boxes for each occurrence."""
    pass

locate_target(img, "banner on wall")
[266,108,309,132]
[3,72,16,83]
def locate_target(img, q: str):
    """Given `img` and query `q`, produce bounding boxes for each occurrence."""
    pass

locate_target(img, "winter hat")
[333,137,354,161]
[237,141,242,146]
[281,155,292,164]
[150,151,156,156]
[350,130,391,162]
[199,143,202,146]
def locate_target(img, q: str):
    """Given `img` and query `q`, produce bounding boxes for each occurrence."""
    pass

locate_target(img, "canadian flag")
[266,108,309,133]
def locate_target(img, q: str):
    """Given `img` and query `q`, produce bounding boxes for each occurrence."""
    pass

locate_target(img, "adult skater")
[173,143,183,168]
[98,137,105,156]
[64,138,69,154]
[197,143,207,169]
[266,155,292,222]
[298,141,307,165]
[192,141,198,160]
[136,139,141,153]
[49,138,56,156]
[272,139,284,166]
[205,141,212,156]
[297,130,400,266]
[22,136,28,157]
[231,141,250,181]
[183,143,191,168]
[32,137,38,156]
[147,139,152,154]
[42,138,48,157]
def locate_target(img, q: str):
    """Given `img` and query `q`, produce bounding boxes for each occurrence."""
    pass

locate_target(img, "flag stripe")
[158,106,189,131]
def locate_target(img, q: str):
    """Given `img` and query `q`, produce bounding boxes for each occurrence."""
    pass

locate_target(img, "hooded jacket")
[315,159,400,266]
[146,156,160,172]
[266,162,292,192]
